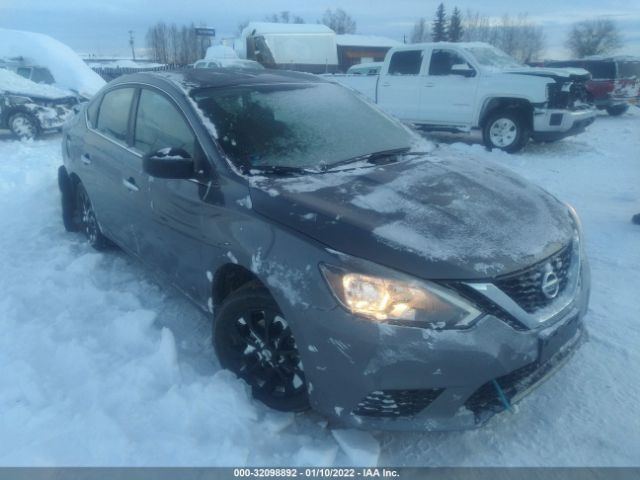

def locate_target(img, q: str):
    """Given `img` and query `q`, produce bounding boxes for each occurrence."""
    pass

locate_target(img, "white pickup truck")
[330,42,597,152]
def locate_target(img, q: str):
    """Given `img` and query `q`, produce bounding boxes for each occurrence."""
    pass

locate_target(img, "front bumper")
[294,253,591,431]
[532,107,596,137]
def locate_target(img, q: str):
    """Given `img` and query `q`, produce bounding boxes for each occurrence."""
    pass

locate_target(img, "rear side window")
[133,89,196,157]
[388,50,423,75]
[96,88,135,142]
[584,61,615,80]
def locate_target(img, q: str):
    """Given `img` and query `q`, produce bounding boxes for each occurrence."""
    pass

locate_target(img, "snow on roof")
[0,68,74,99]
[205,45,238,60]
[242,22,335,37]
[0,28,105,97]
[335,34,400,48]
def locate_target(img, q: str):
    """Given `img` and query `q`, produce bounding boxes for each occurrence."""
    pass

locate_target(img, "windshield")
[191,82,413,171]
[463,46,523,69]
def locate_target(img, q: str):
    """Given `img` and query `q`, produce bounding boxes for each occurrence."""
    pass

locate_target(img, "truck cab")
[332,42,597,152]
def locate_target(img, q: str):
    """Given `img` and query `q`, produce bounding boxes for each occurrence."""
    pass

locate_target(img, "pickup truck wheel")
[8,112,39,140]
[605,105,629,116]
[75,182,110,250]
[214,284,310,413]
[483,110,530,153]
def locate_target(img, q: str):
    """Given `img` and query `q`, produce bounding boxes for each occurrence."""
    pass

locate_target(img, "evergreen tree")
[449,7,464,42]
[432,3,448,42]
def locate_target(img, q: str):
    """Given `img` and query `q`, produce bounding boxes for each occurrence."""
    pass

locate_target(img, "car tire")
[482,109,530,153]
[605,104,629,116]
[8,112,40,140]
[213,283,310,412]
[58,166,77,232]
[74,182,110,250]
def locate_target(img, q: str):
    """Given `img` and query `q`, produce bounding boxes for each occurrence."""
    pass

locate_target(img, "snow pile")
[0,69,73,98]
[0,28,106,96]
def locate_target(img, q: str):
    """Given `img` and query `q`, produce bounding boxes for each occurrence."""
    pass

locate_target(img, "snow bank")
[0,28,105,96]
[0,69,73,98]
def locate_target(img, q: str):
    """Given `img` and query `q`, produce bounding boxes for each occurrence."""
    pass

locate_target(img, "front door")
[420,48,479,127]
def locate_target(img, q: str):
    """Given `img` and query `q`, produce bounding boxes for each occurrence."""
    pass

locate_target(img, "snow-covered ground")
[0,109,638,466]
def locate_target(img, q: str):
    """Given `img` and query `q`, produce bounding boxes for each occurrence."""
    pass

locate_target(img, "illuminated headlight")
[320,264,482,329]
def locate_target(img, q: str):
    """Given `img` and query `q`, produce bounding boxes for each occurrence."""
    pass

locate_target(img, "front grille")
[464,362,539,414]
[465,322,581,416]
[494,244,573,314]
[353,389,443,418]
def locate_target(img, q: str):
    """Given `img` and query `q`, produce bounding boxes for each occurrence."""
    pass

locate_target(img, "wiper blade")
[323,148,427,171]
[246,165,318,176]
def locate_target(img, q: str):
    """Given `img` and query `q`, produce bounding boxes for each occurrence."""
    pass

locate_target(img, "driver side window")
[134,89,196,157]
[428,50,473,76]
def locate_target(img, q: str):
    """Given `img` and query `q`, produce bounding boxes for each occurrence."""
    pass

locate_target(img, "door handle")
[122,177,139,192]
[81,153,91,165]
[425,83,435,87]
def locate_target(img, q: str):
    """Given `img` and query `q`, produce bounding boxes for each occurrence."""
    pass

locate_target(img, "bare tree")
[146,21,212,64]
[321,8,357,34]
[410,18,430,43]
[566,18,623,58]
[463,11,545,62]
[265,11,305,24]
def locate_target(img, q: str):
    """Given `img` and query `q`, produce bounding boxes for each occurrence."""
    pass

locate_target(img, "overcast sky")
[2,0,639,59]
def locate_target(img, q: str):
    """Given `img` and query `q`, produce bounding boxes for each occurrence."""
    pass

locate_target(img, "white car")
[332,42,597,152]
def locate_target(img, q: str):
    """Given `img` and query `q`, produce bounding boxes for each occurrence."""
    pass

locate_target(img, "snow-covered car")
[331,42,597,152]
[0,69,77,139]
[0,28,106,98]
[58,69,590,431]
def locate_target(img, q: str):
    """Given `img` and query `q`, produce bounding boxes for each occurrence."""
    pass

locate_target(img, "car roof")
[106,68,327,94]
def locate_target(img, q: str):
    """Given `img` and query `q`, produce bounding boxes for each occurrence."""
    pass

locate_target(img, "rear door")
[420,48,479,126]
[377,49,425,121]
[82,86,149,250]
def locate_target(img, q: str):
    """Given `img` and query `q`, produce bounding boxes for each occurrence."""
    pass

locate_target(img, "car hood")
[248,153,573,281]
[501,66,591,82]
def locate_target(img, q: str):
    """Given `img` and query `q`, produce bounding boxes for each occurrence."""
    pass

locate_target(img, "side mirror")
[143,147,194,179]
[451,65,476,78]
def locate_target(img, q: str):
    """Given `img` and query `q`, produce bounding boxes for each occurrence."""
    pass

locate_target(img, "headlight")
[7,95,31,105]
[320,264,481,329]
[567,204,584,253]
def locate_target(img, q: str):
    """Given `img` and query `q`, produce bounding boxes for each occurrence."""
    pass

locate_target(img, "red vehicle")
[544,57,640,116]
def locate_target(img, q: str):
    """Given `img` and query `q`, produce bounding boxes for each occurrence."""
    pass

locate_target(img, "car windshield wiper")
[245,165,319,176]
[322,148,428,171]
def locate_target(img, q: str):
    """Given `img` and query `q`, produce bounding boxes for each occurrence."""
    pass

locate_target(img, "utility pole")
[128,30,136,61]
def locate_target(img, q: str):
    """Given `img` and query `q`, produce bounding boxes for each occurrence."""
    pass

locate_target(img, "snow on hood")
[249,152,573,280]
[501,66,591,80]
[0,68,74,99]
[0,28,106,97]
